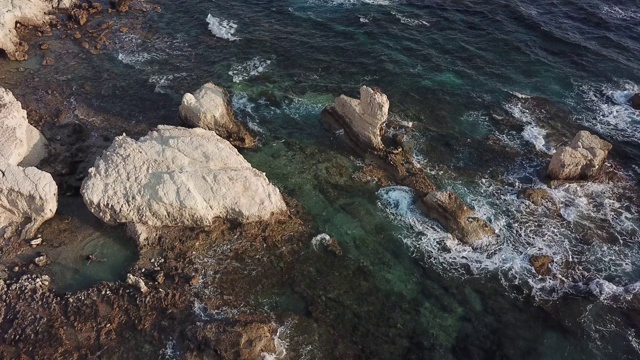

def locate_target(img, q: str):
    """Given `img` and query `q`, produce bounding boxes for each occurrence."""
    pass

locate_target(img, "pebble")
[40,43,49,50]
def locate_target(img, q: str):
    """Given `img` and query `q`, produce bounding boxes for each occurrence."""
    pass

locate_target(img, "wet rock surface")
[631,93,640,110]
[530,255,554,276]
[548,131,612,181]
[179,82,256,148]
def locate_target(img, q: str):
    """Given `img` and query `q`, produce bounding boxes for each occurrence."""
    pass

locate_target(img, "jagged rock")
[423,191,496,248]
[29,237,43,247]
[42,57,54,66]
[548,131,612,181]
[518,188,558,213]
[631,93,640,110]
[71,8,88,26]
[530,255,553,276]
[0,88,48,167]
[126,273,148,293]
[112,0,131,12]
[0,0,77,60]
[179,83,255,148]
[34,254,48,267]
[81,126,287,227]
[322,86,389,153]
[0,163,58,239]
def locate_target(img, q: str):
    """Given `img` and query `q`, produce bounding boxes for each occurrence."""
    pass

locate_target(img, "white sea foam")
[377,164,640,303]
[391,11,430,26]
[311,233,332,251]
[231,92,267,133]
[160,340,178,359]
[229,57,271,83]
[306,0,395,5]
[503,99,555,154]
[600,5,640,21]
[114,33,192,68]
[576,82,640,145]
[148,73,187,94]
[206,14,239,41]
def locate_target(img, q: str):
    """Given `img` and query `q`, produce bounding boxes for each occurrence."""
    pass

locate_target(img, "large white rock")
[548,131,612,180]
[0,87,48,166]
[322,86,389,152]
[0,163,58,238]
[0,0,77,60]
[179,83,254,147]
[81,126,287,227]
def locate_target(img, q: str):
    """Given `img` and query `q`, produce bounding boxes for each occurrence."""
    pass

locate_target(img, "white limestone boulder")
[0,0,77,60]
[81,126,287,227]
[179,83,255,147]
[0,87,48,166]
[321,86,389,153]
[548,131,612,180]
[0,163,58,239]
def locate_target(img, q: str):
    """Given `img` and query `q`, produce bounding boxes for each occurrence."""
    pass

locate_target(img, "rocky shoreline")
[2,0,640,358]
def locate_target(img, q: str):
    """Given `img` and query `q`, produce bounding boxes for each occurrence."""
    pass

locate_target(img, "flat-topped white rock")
[179,82,255,147]
[81,126,287,227]
[322,86,389,152]
[0,87,48,166]
[0,163,58,239]
[0,0,77,60]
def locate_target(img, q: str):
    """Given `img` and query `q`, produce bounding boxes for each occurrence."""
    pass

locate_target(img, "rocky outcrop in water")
[81,126,287,228]
[179,82,255,148]
[111,0,131,13]
[423,191,496,248]
[631,93,640,110]
[548,131,612,181]
[0,163,58,239]
[530,255,553,276]
[322,86,389,153]
[0,0,77,60]
[0,88,48,167]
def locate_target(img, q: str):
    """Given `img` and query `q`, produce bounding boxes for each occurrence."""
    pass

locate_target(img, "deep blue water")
[5,0,640,358]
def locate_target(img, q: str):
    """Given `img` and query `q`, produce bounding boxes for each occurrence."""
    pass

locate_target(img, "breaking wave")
[207,14,240,41]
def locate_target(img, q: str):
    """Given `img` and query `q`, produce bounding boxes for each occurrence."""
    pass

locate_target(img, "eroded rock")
[126,273,148,294]
[0,0,77,60]
[631,93,640,110]
[112,0,131,13]
[179,82,255,147]
[0,163,58,239]
[530,255,553,276]
[548,131,612,181]
[81,126,287,227]
[322,86,389,153]
[0,87,48,167]
[422,191,496,248]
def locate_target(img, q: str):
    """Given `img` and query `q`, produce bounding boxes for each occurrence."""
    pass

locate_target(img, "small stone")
[30,237,43,246]
[74,32,82,39]
[12,266,19,272]
[119,27,129,33]
[126,273,148,293]
[34,254,48,267]
[40,43,49,50]
[81,41,90,49]
[152,270,165,284]
[71,9,89,26]
[530,255,554,276]
[631,93,640,111]
[189,274,201,286]
[42,57,54,66]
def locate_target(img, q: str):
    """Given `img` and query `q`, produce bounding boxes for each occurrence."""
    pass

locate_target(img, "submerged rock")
[179,82,255,148]
[422,191,496,248]
[631,93,640,110]
[0,163,58,239]
[548,131,612,181]
[0,88,48,167]
[81,126,287,227]
[518,188,559,214]
[112,0,131,13]
[322,86,389,153]
[0,0,77,60]
[530,255,553,277]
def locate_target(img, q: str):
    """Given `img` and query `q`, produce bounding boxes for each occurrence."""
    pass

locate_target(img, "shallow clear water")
[3,0,640,358]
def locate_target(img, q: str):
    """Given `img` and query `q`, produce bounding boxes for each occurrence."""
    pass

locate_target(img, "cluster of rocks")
[322,86,496,249]
[0,87,57,240]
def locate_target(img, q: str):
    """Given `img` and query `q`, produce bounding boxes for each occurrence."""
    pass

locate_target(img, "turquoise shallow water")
[4,0,640,358]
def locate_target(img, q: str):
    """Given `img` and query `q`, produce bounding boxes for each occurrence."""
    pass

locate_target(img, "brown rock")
[112,0,132,12]
[39,43,49,50]
[518,188,557,208]
[81,41,90,49]
[422,191,496,248]
[189,274,201,286]
[548,131,612,180]
[74,32,82,39]
[631,93,640,111]
[42,57,54,66]
[530,255,554,276]
[71,9,89,26]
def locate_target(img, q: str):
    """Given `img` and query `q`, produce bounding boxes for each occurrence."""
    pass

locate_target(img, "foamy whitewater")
[229,57,271,83]
[206,14,239,41]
